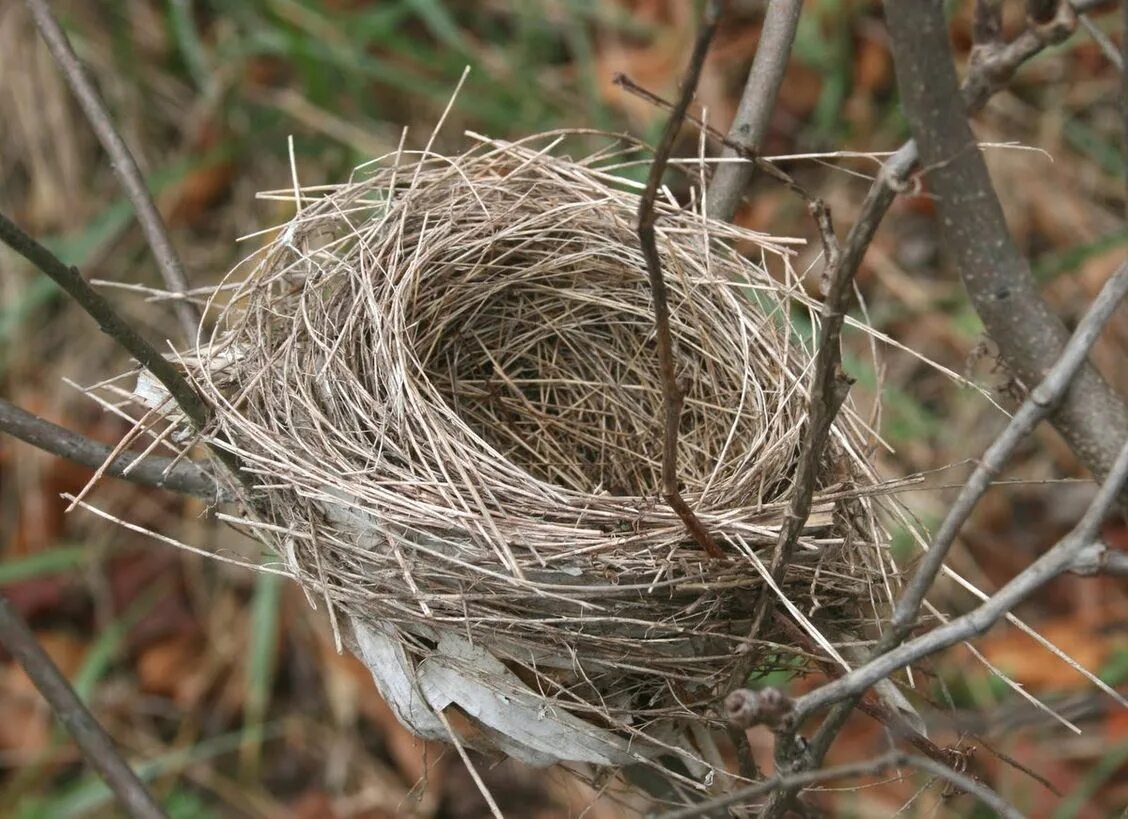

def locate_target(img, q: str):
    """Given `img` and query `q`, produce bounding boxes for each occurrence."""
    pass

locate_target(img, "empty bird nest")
[116,129,906,788]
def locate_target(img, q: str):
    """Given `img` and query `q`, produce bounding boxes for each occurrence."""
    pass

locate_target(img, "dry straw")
[128,129,902,789]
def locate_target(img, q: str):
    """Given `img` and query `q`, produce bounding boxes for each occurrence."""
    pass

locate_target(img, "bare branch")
[751,200,852,631]
[637,0,727,559]
[761,173,1128,819]
[965,2,1079,113]
[824,0,1084,304]
[889,261,1128,638]
[0,211,247,490]
[785,433,1128,724]
[705,0,803,222]
[887,0,1128,501]
[656,749,1022,819]
[1077,13,1123,68]
[0,594,168,818]
[0,398,228,501]
[751,7,1125,810]
[613,72,814,199]
[760,261,1128,796]
[24,0,199,342]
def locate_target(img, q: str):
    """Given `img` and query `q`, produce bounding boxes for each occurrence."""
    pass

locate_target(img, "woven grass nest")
[135,130,901,786]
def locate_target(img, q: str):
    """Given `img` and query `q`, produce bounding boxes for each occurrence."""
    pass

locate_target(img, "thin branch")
[0,594,168,819]
[762,150,1128,819]
[614,72,815,200]
[0,212,247,489]
[887,262,1128,639]
[705,0,803,222]
[887,0,1128,500]
[656,749,1022,819]
[965,2,1080,113]
[0,398,228,501]
[751,200,852,630]
[25,0,199,342]
[786,433,1128,723]
[637,0,726,560]
[1077,13,1123,68]
[754,5,1124,811]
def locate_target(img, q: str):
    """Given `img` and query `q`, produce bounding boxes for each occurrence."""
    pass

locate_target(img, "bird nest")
[126,130,900,786]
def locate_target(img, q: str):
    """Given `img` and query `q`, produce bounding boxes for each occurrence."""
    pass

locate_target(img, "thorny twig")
[636,0,727,559]
[25,0,199,342]
[0,595,168,819]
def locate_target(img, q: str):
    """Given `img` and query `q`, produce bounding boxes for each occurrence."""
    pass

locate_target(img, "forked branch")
[887,0,1128,496]
[0,212,247,490]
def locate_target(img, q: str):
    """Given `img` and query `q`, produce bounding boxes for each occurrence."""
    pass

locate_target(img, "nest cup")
[170,131,896,779]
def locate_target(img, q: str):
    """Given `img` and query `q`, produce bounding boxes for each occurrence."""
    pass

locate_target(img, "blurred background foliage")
[1,1,1127,816]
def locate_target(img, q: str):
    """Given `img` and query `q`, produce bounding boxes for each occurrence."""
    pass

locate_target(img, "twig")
[705,0,803,222]
[761,161,1128,819]
[780,432,1128,723]
[1077,13,1123,68]
[656,749,1022,819]
[750,201,852,629]
[24,0,199,342]
[732,614,962,770]
[636,0,726,559]
[614,73,815,202]
[754,4,1124,812]
[0,397,228,501]
[886,261,1128,641]
[0,211,247,489]
[964,2,1080,113]
[887,0,1128,499]
[0,594,168,819]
